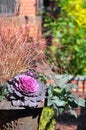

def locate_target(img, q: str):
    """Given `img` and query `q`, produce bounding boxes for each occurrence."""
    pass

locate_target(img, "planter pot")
[0,100,44,130]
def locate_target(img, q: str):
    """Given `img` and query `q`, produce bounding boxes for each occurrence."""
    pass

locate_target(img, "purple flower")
[6,71,46,107]
[17,75,39,93]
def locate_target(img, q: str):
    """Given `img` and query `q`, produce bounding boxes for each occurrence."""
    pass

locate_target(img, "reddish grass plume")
[0,17,46,84]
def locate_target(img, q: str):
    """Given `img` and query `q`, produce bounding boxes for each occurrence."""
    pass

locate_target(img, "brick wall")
[20,0,36,16]
[19,0,42,40]
[65,75,86,98]
[71,80,86,92]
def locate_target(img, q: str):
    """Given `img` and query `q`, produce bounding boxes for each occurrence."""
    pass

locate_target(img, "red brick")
[20,0,36,16]
[71,80,78,85]
[71,79,86,92]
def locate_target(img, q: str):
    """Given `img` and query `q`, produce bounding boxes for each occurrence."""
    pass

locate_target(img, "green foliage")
[39,107,56,130]
[37,72,48,84]
[0,82,8,101]
[44,0,86,75]
[47,74,85,118]
[39,74,85,130]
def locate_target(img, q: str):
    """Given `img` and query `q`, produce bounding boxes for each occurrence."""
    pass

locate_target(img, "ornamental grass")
[0,18,46,84]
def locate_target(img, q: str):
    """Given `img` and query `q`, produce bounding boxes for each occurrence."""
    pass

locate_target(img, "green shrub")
[39,107,56,130]
[44,0,86,75]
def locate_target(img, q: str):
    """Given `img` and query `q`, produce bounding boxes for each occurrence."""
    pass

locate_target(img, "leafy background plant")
[39,74,85,129]
[47,74,85,118]
[43,0,86,75]
[0,82,7,101]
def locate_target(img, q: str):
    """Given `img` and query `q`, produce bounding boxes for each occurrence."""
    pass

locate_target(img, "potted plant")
[0,19,46,130]
[0,71,85,130]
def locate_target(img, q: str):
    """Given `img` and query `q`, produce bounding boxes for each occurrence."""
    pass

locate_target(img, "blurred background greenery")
[43,0,86,75]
